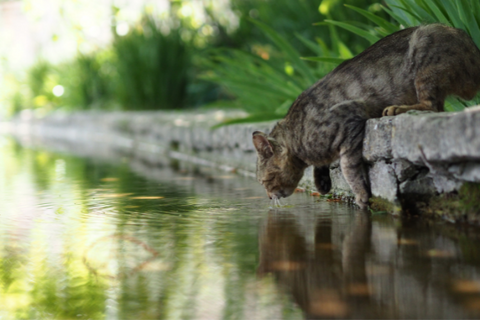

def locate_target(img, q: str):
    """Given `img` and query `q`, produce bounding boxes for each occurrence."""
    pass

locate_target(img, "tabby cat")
[252,24,480,208]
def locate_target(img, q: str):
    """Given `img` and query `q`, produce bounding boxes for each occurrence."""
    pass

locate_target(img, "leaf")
[445,97,467,112]
[324,20,381,44]
[439,0,464,29]
[205,51,303,97]
[337,40,354,59]
[211,113,282,129]
[381,5,410,27]
[301,56,346,65]
[295,33,323,56]
[423,0,451,25]
[388,4,423,24]
[397,0,434,23]
[315,37,332,56]
[457,0,480,48]
[373,26,392,37]
[344,4,399,33]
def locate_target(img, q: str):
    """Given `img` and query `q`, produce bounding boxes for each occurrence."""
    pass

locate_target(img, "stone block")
[431,174,462,194]
[330,165,353,195]
[363,117,393,162]
[448,162,480,183]
[392,107,480,164]
[369,160,398,202]
[392,159,418,182]
[399,176,436,195]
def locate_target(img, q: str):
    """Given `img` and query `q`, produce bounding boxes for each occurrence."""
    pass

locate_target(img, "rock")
[330,165,354,196]
[392,159,418,182]
[431,174,462,193]
[391,107,480,164]
[399,176,436,195]
[368,160,398,202]
[363,117,393,162]
[448,162,480,183]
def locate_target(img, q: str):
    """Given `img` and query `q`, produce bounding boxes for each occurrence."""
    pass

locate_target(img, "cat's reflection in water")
[257,210,381,319]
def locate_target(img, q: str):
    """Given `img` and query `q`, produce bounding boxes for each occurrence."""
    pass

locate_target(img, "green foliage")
[66,52,114,110]
[57,51,116,111]
[27,61,53,99]
[202,19,341,125]
[11,0,480,117]
[112,15,191,110]
[225,0,327,54]
[18,54,115,114]
[227,0,385,54]
[21,60,63,114]
[18,13,194,113]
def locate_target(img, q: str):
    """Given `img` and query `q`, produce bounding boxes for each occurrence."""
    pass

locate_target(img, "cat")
[252,24,480,208]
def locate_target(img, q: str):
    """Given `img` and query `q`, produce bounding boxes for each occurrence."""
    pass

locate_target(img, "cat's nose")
[268,190,283,199]
[277,189,294,199]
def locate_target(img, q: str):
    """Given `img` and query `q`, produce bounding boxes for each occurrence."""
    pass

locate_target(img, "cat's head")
[252,131,306,200]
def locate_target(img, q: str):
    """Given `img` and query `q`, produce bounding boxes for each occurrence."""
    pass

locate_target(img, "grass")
[201,19,341,125]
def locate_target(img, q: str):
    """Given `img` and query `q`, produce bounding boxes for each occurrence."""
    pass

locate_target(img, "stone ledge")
[3,107,480,218]
[362,107,480,206]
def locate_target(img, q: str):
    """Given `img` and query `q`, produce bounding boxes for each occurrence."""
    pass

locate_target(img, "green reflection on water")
[0,138,290,320]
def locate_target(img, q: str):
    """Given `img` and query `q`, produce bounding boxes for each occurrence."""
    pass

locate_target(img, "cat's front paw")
[382,105,404,116]
[383,105,413,116]
[355,194,369,209]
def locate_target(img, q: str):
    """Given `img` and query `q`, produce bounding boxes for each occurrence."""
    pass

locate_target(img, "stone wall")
[4,106,480,217]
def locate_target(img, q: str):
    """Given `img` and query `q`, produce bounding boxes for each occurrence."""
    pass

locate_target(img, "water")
[1,137,480,319]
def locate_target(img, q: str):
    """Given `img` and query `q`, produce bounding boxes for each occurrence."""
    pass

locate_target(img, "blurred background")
[1,0,479,122]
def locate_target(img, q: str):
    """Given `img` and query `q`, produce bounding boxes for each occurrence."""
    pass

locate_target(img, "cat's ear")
[252,131,273,159]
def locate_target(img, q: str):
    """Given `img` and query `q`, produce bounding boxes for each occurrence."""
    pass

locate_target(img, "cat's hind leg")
[314,166,331,194]
[383,70,447,116]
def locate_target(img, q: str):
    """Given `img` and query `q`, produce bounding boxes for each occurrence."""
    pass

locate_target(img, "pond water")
[2,137,480,319]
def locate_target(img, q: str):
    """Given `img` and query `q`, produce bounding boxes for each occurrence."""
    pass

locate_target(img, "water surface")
[1,137,480,319]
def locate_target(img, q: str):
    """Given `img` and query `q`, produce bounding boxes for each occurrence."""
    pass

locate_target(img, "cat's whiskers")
[276,198,282,207]
[270,195,282,207]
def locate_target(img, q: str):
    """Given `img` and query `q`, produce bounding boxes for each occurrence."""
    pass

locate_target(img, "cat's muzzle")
[267,189,292,199]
